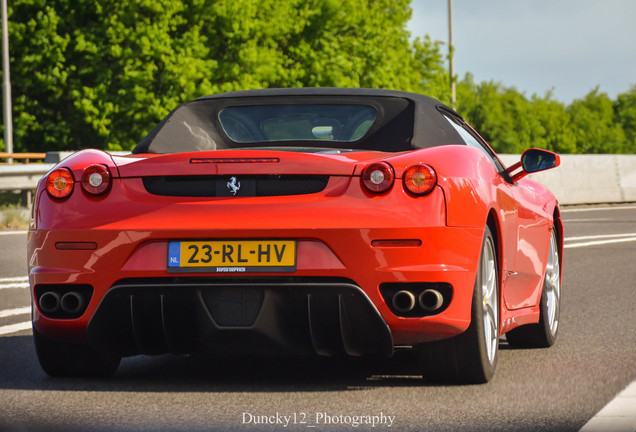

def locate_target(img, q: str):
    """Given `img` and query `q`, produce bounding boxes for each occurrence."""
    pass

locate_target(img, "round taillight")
[362,162,395,193]
[46,168,75,199]
[81,164,112,195]
[404,165,437,195]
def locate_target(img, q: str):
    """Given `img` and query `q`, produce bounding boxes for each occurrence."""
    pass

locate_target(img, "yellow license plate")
[168,240,296,272]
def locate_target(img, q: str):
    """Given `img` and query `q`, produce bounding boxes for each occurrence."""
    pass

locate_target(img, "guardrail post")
[21,189,32,208]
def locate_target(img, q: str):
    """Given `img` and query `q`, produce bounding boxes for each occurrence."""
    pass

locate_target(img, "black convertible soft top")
[133,88,466,154]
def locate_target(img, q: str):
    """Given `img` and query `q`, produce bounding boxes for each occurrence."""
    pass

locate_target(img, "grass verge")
[0,204,30,230]
[0,191,30,230]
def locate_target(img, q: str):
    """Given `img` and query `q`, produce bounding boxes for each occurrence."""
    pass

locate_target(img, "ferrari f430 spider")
[28,88,562,383]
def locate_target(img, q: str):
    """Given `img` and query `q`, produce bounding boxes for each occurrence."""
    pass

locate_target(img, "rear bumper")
[28,185,485,355]
[29,225,483,352]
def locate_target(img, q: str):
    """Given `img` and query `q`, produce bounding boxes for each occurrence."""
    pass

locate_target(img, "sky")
[408,0,636,103]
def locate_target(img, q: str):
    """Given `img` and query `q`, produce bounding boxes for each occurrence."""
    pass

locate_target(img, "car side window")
[442,115,510,177]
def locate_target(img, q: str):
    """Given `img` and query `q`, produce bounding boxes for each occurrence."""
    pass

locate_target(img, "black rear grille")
[142,175,330,197]
[86,278,394,358]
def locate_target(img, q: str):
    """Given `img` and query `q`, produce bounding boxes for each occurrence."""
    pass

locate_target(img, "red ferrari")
[28,88,562,383]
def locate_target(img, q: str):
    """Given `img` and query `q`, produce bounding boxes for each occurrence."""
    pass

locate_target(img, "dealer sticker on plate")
[168,240,296,273]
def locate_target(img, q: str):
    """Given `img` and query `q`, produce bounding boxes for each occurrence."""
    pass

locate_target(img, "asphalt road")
[1,206,635,432]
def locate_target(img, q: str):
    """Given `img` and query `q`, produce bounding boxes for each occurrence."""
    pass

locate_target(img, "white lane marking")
[0,231,27,236]
[564,218,612,222]
[565,237,636,249]
[0,306,30,318]
[579,380,636,432]
[0,282,29,290]
[566,233,636,241]
[562,205,636,213]
[0,276,28,283]
[0,321,31,336]
[0,276,29,289]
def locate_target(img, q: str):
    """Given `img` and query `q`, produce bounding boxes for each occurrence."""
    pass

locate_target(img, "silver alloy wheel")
[481,236,499,365]
[417,226,499,383]
[545,231,560,336]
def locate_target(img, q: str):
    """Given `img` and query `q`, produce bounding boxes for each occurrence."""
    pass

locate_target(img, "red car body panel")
[29,146,560,344]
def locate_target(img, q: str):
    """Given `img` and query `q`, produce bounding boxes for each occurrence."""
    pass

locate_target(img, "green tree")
[457,74,584,155]
[2,0,446,152]
[527,93,577,154]
[8,0,218,151]
[457,74,535,153]
[567,87,627,154]
[615,84,636,153]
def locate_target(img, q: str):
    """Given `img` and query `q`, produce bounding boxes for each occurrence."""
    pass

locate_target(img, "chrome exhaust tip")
[419,289,444,312]
[392,290,416,313]
[60,292,84,314]
[39,291,61,314]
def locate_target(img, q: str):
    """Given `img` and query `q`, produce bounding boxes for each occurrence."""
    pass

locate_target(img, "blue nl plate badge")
[168,241,181,268]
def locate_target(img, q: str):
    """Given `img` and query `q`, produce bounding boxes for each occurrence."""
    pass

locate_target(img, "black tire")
[506,229,561,348]
[418,225,499,384]
[33,326,121,377]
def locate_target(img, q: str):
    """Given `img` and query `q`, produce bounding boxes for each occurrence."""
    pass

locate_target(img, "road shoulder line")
[0,321,31,336]
[579,380,636,432]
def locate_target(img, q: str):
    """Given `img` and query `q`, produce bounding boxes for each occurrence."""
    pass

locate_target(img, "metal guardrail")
[0,163,54,191]
[0,152,73,206]
[0,152,47,164]
[0,152,58,193]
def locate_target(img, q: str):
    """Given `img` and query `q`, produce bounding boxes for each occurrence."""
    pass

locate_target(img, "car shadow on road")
[0,335,437,393]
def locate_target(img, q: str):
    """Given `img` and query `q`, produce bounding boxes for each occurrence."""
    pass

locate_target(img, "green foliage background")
[1,0,635,154]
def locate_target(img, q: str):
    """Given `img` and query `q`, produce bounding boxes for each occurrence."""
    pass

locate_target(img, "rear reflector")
[55,242,98,250]
[371,239,422,248]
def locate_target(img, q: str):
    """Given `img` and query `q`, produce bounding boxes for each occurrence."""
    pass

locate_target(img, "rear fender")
[425,146,502,229]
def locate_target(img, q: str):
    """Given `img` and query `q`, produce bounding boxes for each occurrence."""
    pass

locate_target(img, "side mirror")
[508,149,560,182]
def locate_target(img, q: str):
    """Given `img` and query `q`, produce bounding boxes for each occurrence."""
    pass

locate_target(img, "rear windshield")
[132,94,425,155]
[218,105,377,143]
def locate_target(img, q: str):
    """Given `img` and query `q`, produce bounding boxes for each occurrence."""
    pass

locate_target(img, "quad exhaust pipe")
[418,289,444,312]
[38,291,61,314]
[391,289,444,314]
[392,290,416,313]
[39,290,85,316]
[60,292,85,314]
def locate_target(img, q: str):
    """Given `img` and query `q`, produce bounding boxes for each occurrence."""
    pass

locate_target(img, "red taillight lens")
[404,165,437,195]
[362,162,395,193]
[81,164,112,195]
[46,168,75,199]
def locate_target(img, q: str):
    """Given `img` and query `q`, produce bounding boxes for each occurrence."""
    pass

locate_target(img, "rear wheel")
[506,229,560,348]
[33,327,121,377]
[418,225,499,384]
